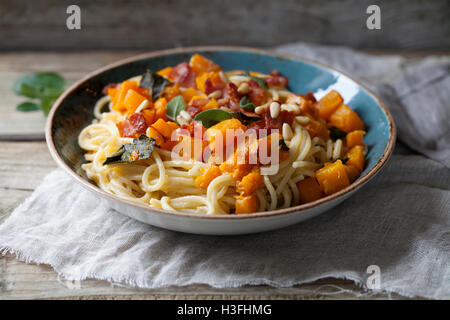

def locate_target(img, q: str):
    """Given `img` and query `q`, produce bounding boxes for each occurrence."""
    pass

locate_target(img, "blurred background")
[1,0,448,52]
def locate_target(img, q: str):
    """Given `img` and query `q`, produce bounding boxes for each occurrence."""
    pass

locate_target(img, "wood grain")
[3,49,442,299]
[0,0,448,51]
[0,141,408,300]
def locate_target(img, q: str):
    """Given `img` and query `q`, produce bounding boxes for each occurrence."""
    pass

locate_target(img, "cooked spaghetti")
[79,54,368,214]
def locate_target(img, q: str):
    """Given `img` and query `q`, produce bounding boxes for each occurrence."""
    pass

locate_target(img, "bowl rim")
[45,45,396,220]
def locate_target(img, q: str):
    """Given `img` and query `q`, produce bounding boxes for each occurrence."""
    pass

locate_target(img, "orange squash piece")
[123,89,147,114]
[286,94,315,116]
[151,119,179,139]
[346,145,365,172]
[164,84,181,101]
[203,98,219,110]
[195,72,224,93]
[112,81,139,112]
[328,104,365,133]
[157,67,173,79]
[235,194,258,214]
[317,90,343,120]
[142,109,156,126]
[181,88,199,103]
[315,160,350,195]
[304,118,330,141]
[189,54,221,75]
[147,127,164,147]
[154,97,169,121]
[297,177,324,203]
[345,164,360,182]
[219,150,252,181]
[107,87,119,104]
[346,130,365,149]
[195,166,222,189]
[205,118,246,152]
[238,168,263,196]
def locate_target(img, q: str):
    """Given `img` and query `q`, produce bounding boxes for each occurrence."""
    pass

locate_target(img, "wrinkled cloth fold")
[1,43,449,299]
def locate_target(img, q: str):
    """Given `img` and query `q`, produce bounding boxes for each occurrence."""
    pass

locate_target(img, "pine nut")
[282,123,293,140]
[176,115,189,126]
[295,116,310,124]
[237,82,250,94]
[208,90,222,99]
[179,110,192,122]
[255,106,266,114]
[281,103,300,114]
[134,99,149,113]
[270,102,280,118]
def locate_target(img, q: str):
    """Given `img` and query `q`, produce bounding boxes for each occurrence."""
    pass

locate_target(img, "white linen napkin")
[1,43,449,299]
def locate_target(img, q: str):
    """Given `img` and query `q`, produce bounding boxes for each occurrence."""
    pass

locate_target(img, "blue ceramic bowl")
[46,46,396,235]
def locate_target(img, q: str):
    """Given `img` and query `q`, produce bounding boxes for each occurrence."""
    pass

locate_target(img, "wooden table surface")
[1,50,440,300]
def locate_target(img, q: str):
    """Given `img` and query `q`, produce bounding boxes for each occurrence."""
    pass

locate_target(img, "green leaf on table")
[103,135,157,165]
[165,95,186,123]
[40,97,57,115]
[13,72,65,98]
[16,101,40,112]
[139,69,170,102]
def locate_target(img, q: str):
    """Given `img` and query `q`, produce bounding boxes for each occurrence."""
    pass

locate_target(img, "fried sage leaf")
[103,135,157,165]
[139,69,169,102]
[230,111,262,126]
[329,126,347,141]
[279,139,290,151]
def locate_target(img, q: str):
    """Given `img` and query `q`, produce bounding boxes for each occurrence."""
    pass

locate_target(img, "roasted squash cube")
[346,130,365,149]
[195,166,222,189]
[328,104,365,133]
[346,145,365,172]
[235,194,258,214]
[297,177,324,203]
[317,90,343,120]
[189,54,221,75]
[315,160,350,195]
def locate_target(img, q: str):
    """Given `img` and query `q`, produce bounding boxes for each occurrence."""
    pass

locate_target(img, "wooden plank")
[0,141,408,299]
[1,252,404,300]
[0,0,448,51]
[0,51,139,139]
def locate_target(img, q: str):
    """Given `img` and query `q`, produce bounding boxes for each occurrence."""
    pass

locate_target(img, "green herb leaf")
[103,135,157,165]
[14,72,65,99]
[239,96,256,111]
[16,101,40,112]
[165,95,186,123]
[237,72,269,91]
[329,126,347,141]
[194,109,233,128]
[250,76,268,90]
[279,139,289,151]
[140,69,169,102]
[40,97,57,115]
